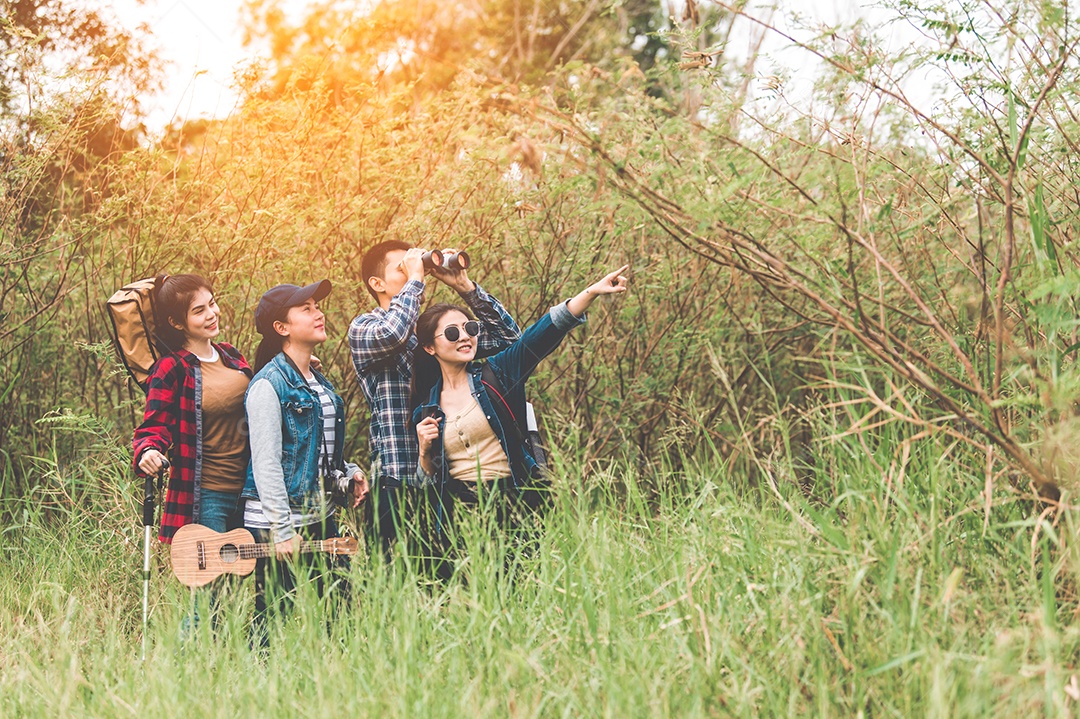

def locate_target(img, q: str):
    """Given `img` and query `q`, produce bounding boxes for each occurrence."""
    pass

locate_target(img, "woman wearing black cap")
[241,279,369,643]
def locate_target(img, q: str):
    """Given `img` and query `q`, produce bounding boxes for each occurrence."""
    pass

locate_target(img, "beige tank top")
[443,394,512,483]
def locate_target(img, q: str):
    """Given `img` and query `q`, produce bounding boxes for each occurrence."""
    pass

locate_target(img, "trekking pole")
[141,459,168,661]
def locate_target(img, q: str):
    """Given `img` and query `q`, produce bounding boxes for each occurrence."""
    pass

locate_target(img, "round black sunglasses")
[436,321,481,342]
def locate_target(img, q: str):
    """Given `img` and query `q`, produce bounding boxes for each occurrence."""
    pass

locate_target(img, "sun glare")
[109,0,323,128]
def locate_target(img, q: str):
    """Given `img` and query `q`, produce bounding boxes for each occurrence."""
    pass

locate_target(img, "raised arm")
[490,265,628,389]
[348,279,425,371]
[566,265,628,317]
[430,254,521,357]
[465,284,521,357]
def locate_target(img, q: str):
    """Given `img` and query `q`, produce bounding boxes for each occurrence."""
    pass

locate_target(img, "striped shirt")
[308,374,337,475]
[243,374,339,530]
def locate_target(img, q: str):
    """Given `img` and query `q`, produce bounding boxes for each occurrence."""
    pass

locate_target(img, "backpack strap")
[481,363,526,444]
[480,362,530,484]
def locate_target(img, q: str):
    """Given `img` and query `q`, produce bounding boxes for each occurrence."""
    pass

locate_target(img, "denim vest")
[242,352,346,506]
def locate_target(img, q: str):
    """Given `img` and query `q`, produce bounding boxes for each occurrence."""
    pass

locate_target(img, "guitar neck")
[237,540,343,559]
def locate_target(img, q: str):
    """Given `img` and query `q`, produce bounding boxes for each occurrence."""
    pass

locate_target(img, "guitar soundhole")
[219,543,240,564]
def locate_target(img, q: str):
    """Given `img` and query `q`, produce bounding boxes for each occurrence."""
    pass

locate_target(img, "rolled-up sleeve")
[465,283,521,357]
[550,300,587,331]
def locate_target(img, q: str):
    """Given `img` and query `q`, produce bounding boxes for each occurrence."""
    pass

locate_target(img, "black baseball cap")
[255,280,332,335]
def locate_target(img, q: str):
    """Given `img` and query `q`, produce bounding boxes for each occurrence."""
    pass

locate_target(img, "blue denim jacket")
[412,301,585,488]
[242,352,348,505]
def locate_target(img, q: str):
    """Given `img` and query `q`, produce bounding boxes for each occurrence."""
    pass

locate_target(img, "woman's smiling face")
[426,309,477,365]
[178,288,220,343]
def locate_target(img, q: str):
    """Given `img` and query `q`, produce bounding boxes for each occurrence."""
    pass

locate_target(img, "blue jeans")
[180,488,243,640]
[198,488,243,532]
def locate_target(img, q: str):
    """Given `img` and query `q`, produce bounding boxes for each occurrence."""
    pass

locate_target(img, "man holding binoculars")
[349,241,520,558]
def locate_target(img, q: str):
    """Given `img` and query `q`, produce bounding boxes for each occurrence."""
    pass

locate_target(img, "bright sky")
[105,0,912,131]
[109,0,265,127]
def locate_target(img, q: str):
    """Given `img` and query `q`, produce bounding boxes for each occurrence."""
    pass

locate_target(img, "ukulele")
[170,524,358,588]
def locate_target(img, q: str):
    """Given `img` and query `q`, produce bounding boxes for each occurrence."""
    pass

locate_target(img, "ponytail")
[254,333,284,372]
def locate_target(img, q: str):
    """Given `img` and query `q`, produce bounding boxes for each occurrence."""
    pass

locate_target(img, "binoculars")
[421,249,470,271]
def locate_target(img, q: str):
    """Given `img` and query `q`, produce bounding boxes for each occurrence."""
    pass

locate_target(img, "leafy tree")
[1,0,159,122]
[0,0,159,485]
[238,0,689,103]
[509,0,1080,497]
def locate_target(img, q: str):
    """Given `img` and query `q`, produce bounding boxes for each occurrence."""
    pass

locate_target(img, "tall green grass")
[1,420,1078,717]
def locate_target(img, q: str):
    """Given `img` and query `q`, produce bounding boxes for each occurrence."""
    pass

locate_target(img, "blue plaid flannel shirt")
[348,280,521,488]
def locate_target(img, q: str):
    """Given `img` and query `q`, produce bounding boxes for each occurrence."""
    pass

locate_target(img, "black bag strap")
[480,362,530,482]
[481,363,527,446]
[319,423,334,478]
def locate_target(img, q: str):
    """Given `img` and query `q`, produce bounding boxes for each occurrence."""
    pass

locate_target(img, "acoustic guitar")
[170,524,358,588]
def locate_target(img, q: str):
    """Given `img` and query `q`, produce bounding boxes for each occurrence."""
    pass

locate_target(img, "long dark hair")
[154,274,213,352]
[254,332,285,373]
[409,303,475,414]
[254,294,298,372]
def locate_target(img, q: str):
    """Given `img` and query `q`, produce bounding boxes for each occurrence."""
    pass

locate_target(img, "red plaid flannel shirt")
[132,343,251,543]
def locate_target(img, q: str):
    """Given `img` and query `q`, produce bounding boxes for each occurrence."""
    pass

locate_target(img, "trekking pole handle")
[142,459,169,527]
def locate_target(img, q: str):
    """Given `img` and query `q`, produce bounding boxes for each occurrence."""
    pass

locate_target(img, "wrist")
[570,292,591,315]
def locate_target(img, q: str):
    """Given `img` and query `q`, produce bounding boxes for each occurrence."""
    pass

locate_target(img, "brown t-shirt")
[199,356,250,492]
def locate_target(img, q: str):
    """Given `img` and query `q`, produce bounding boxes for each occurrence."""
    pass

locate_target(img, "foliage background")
[5,0,1080,714]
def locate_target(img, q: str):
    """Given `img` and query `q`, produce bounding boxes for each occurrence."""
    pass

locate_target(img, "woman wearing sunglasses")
[410,266,628,538]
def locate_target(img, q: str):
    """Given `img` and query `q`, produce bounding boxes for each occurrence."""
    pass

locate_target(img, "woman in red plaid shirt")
[133,274,254,544]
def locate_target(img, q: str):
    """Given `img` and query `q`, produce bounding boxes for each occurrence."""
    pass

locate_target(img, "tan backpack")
[106,277,168,392]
